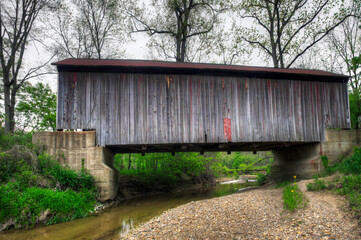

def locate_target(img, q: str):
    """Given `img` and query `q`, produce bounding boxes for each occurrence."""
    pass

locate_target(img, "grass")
[306,147,361,221]
[282,183,305,211]
[276,181,290,188]
[307,179,327,191]
[0,129,98,230]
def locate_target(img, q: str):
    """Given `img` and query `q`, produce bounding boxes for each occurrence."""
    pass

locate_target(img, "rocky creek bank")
[125,178,361,240]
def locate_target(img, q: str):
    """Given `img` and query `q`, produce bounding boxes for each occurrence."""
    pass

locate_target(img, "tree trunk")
[3,82,15,133]
[180,36,186,62]
[154,158,158,171]
[128,153,132,170]
[120,155,124,170]
[176,36,182,62]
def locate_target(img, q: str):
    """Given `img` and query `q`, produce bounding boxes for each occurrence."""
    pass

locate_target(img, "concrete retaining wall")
[321,130,361,164]
[271,129,360,182]
[32,131,119,201]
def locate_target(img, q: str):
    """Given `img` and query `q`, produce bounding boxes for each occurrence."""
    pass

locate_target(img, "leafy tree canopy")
[16,82,56,131]
[130,0,228,62]
[232,0,352,68]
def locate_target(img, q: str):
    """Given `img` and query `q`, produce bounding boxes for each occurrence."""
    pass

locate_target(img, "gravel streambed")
[125,179,360,239]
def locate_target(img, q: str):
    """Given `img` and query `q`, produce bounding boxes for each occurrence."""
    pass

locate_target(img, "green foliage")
[309,175,361,220]
[282,184,305,211]
[0,128,33,151]
[321,155,329,171]
[115,152,216,186]
[0,183,95,228]
[0,130,97,230]
[338,175,361,218]
[307,149,361,221]
[37,154,96,192]
[338,175,361,194]
[256,173,268,185]
[232,153,257,169]
[119,169,178,187]
[234,0,348,68]
[338,147,361,175]
[349,91,361,129]
[115,151,273,187]
[307,179,327,191]
[132,0,226,62]
[16,82,56,131]
[275,181,290,189]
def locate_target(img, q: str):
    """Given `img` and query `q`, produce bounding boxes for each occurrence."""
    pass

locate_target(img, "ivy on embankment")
[0,129,98,230]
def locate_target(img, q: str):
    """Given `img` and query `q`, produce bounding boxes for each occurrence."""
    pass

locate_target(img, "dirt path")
[125,179,360,239]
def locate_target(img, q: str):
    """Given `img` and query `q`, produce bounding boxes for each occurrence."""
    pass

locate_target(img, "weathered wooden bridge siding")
[57,71,349,147]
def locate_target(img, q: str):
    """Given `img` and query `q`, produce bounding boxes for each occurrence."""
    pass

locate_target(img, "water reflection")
[0,180,256,240]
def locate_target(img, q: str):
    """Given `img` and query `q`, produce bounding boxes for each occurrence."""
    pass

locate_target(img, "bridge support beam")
[271,143,321,182]
[271,129,361,182]
[32,131,119,201]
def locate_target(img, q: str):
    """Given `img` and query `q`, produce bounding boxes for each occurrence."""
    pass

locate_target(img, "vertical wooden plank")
[156,75,163,143]
[56,73,63,129]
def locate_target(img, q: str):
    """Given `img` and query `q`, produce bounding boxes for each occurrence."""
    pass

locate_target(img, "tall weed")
[283,184,305,211]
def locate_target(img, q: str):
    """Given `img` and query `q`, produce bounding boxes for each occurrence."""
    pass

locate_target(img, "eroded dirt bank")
[125,179,361,240]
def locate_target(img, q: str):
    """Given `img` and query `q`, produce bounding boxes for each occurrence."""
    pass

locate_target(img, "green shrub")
[337,175,361,195]
[305,149,361,221]
[0,147,97,230]
[275,181,289,188]
[256,173,268,185]
[307,179,327,191]
[282,184,305,211]
[0,183,95,228]
[0,152,22,183]
[337,175,361,219]
[0,128,33,151]
[321,155,329,171]
[119,169,178,186]
[37,154,96,192]
[338,147,361,175]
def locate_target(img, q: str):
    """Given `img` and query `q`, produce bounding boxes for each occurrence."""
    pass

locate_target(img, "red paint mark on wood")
[267,79,271,96]
[73,72,77,82]
[224,118,232,142]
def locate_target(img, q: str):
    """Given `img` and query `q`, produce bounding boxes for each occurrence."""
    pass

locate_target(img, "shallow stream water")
[1,180,257,240]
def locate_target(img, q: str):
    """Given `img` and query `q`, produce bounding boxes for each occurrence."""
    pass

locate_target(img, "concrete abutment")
[271,130,361,182]
[32,131,119,201]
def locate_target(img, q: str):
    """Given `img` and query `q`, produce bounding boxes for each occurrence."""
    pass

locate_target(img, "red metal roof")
[52,58,348,80]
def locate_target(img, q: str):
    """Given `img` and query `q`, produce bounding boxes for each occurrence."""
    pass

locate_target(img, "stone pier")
[32,131,119,201]
[271,129,361,182]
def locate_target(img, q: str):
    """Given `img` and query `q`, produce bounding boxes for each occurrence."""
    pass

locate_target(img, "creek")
[0,179,257,240]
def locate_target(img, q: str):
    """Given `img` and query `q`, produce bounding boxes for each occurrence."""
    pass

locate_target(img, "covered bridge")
[32,58,357,200]
[52,58,350,154]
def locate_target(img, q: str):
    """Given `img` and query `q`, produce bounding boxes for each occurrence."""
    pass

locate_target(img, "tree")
[16,82,56,131]
[233,0,352,68]
[130,0,227,62]
[325,1,361,129]
[327,2,361,92]
[0,0,50,133]
[45,0,132,59]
